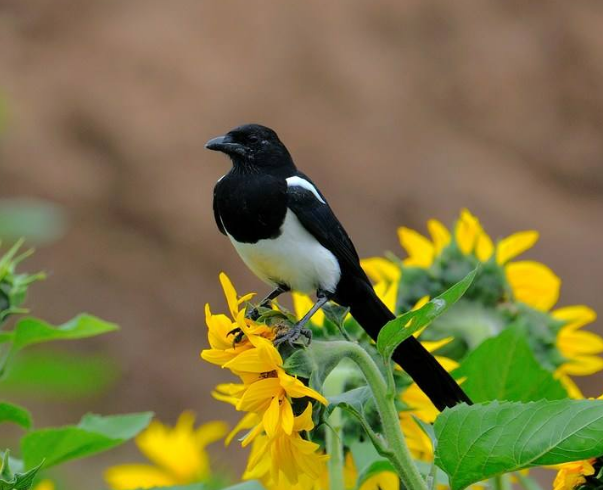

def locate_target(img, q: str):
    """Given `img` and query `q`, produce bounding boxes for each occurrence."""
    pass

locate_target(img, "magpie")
[205,123,471,411]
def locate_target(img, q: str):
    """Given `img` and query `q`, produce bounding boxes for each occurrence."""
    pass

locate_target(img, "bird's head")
[205,124,294,172]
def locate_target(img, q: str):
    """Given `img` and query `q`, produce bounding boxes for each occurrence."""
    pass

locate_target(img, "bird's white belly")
[227,210,341,294]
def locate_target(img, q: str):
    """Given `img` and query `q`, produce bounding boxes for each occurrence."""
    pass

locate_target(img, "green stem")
[323,364,352,490]
[494,474,512,490]
[331,341,428,490]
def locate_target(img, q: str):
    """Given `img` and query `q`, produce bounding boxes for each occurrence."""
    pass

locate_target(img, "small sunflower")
[105,412,228,489]
[201,273,329,488]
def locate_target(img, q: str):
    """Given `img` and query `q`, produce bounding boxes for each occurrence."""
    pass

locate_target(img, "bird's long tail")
[348,282,471,411]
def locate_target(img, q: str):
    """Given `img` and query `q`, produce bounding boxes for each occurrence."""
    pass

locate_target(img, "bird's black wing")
[213,180,226,236]
[286,174,366,279]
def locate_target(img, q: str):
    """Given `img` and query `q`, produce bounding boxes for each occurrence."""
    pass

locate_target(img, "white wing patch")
[286,176,326,204]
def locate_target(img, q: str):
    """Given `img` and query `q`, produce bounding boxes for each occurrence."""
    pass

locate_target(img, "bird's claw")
[273,324,312,347]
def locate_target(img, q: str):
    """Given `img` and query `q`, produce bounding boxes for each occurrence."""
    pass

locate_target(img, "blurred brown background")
[1,0,603,487]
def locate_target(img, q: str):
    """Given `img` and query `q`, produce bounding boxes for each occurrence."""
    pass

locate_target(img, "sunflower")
[552,459,597,490]
[359,209,602,387]
[201,273,329,488]
[105,412,228,489]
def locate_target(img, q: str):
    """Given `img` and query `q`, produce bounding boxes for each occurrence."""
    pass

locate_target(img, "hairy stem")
[324,364,352,490]
[330,341,428,490]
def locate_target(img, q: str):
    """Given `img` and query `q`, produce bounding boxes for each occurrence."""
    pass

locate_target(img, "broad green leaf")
[435,400,603,490]
[355,459,396,490]
[0,351,119,399]
[21,412,152,469]
[10,314,119,352]
[326,386,373,417]
[454,326,567,402]
[377,269,477,359]
[0,402,32,429]
[284,340,352,389]
[0,452,42,490]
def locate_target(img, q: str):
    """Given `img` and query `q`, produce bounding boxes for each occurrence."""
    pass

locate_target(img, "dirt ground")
[1,0,603,486]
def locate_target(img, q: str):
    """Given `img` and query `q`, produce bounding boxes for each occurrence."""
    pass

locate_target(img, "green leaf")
[0,452,43,490]
[10,314,119,352]
[0,351,119,399]
[284,340,351,388]
[327,386,373,417]
[377,268,477,359]
[21,412,153,469]
[434,400,603,490]
[355,459,396,490]
[0,402,32,429]
[454,326,567,402]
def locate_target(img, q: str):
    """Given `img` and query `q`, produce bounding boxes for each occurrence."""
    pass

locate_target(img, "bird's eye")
[248,135,259,143]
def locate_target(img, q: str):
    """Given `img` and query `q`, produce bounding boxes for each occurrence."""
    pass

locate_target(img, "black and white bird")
[206,123,470,411]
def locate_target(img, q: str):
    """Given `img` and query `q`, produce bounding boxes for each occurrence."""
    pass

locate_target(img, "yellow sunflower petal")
[558,355,603,377]
[105,464,177,489]
[398,227,435,268]
[374,280,397,312]
[506,261,561,311]
[280,398,295,436]
[293,403,315,432]
[552,306,597,331]
[196,420,228,447]
[222,344,278,373]
[236,377,282,413]
[476,233,494,262]
[226,412,259,446]
[219,272,240,319]
[559,330,603,356]
[360,470,400,490]
[263,396,282,438]
[496,231,539,265]
[361,257,401,283]
[427,219,451,255]
[555,373,584,399]
[421,337,453,353]
[455,209,482,255]
[278,371,328,405]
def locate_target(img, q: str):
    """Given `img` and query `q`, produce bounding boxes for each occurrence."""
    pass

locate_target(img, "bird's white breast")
[227,209,341,294]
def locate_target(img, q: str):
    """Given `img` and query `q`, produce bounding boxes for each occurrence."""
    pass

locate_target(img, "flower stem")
[324,364,352,490]
[331,341,428,490]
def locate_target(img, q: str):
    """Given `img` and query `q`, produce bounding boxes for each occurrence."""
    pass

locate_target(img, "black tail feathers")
[347,282,472,411]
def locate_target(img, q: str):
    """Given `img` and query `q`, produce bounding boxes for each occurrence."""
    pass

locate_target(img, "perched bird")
[206,123,471,410]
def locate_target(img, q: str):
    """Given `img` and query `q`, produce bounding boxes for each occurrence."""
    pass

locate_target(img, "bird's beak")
[205,134,246,157]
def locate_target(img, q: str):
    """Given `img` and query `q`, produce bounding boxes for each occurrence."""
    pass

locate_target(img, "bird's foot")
[273,323,312,347]
[227,327,246,347]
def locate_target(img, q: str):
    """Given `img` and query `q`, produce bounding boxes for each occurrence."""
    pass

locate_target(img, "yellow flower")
[552,459,596,490]
[394,209,560,312]
[105,412,228,489]
[361,257,402,284]
[219,336,327,440]
[343,451,399,490]
[554,306,603,377]
[242,404,329,487]
[201,273,273,367]
[33,481,55,490]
